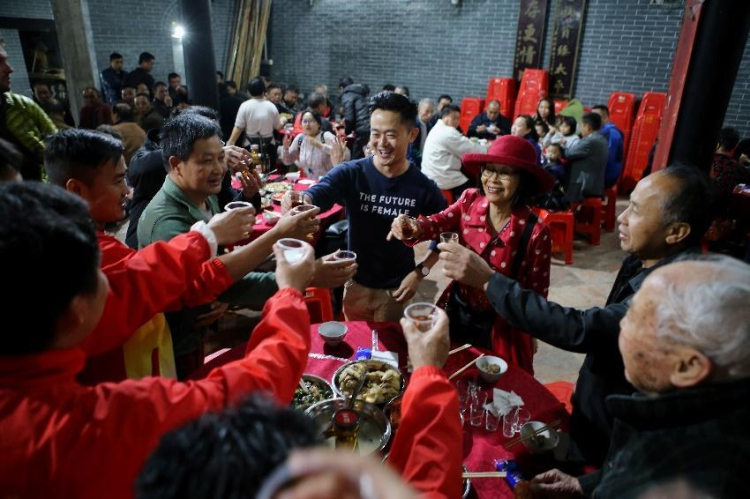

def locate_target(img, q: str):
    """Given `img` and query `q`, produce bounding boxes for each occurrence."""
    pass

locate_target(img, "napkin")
[485,388,525,416]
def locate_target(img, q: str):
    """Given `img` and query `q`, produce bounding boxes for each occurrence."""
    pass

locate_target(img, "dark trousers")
[451,178,476,201]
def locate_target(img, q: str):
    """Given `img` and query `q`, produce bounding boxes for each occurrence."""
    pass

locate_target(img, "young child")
[559,116,580,150]
[544,143,566,182]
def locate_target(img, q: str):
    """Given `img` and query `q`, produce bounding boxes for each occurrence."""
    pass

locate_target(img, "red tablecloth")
[191,321,570,498]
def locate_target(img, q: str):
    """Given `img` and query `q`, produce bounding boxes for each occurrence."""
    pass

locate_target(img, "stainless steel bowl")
[331,360,406,406]
[305,398,392,455]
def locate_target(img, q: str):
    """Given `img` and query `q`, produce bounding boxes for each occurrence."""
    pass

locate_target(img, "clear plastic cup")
[440,232,459,245]
[277,238,306,264]
[225,201,255,213]
[485,407,501,432]
[403,302,440,332]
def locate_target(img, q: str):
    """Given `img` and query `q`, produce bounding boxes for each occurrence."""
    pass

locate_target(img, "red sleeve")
[83,232,233,356]
[388,366,463,499]
[522,223,552,297]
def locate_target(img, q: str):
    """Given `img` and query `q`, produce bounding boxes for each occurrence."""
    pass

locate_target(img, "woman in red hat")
[389,135,554,373]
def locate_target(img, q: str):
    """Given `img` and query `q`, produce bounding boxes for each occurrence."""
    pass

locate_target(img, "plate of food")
[332,360,405,405]
[306,398,391,455]
[292,374,334,411]
[265,182,292,193]
[271,192,286,204]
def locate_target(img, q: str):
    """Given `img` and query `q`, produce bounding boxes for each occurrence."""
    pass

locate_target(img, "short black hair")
[300,108,323,129]
[82,87,100,97]
[660,164,717,247]
[136,395,320,498]
[582,112,602,131]
[395,85,410,97]
[122,85,137,93]
[339,77,354,89]
[113,102,135,122]
[306,91,326,110]
[180,105,219,121]
[368,91,418,129]
[225,80,237,90]
[382,84,396,92]
[437,94,453,103]
[96,124,124,141]
[168,72,179,80]
[534,119,550,136]
[560,115,577,134]
[139,52,155,64]
[33,81,51,91]
[161,113,222,171]
[0,138,22,181]
[592,105,610,117]
[547,142,564,157]
[517,115,538,141]
[247,77,266,97]
[153,81,167,91]
[440,103,461,119]
[266,83,280,93]
[0,182,100,355]
[284,85,299,95]
[45,129,124,187]
[135,91,150,100]
[718,127,740,151]
[110,52,123,61]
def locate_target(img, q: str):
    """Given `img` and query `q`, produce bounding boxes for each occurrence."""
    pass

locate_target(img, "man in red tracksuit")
[43,129,355,383]
[0,181,318,498]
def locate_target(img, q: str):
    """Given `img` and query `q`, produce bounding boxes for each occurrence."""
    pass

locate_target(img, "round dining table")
[192,320,571,498]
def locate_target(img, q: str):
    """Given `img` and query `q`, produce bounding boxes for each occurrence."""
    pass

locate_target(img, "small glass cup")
[514,408,530,434]
[289,191,303,208]
[404,302,440,332]
[277,238,306,264]
[291,203,317,216]
[485,407,501,432]
[225,201,255,213]
[469,392,487,427]
[399,215,418,240]
[440,232,459,245]
[331,249,357,263]
[502,407,519,437]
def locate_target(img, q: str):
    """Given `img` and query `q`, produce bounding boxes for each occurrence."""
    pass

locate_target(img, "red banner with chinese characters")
[513,0,550,81]
[549,0,587,98]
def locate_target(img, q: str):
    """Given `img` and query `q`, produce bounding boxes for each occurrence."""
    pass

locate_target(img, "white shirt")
[234,98,282,142]
[421,120,488,190]
[281,131,350,179]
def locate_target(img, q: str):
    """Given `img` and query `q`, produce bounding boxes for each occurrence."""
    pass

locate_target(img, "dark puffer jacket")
[341,84,370,135]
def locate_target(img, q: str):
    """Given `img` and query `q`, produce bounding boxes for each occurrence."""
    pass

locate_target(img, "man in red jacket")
[137,310,462,499]
[43,129,356,382]
[0,181,317,498]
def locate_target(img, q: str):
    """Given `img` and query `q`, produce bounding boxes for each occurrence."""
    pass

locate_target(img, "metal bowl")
[292,374,334,411]
[305,398,392,455]
[332,360,406,406]
[383,394,403,431]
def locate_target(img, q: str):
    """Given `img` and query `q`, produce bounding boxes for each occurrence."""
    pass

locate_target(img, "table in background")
[192,321,570,498]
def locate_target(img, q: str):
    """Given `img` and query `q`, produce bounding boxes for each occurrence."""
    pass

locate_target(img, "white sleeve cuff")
[190,221,218,259]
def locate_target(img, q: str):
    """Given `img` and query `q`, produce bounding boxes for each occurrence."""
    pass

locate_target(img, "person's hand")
[273,240,315,293]
[391,269,422,303]
[530,469,584,498]
[401,307,449,369]
[329,136,348,166]
[271,205,321,240]
[386,214,422,241]
[282,133,293,150]
[207,207,256,245]
[164,95,173,107]
[477,125,488,133]
[236,168,263,199]
[309,253,358,288]
[275,449,419,499]
[438,242,495,289]
[281,191,313,214]
[224,145,252,173]
[306,136,323,149]
[194,302,229,328]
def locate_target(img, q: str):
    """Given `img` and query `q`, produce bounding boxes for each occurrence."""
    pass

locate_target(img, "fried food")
[337,361,402,405]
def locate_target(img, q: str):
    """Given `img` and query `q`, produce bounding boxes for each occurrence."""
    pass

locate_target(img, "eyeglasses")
[481,168,517,181]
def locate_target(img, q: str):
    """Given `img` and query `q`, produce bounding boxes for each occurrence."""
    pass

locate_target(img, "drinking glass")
[469,392,487,427]
[440,232,459,245]
[513,408,530,434]
[485,407,501,432]
[291,203,316,215]
[403,302,440,332]
[456,380,472,416]
[331,250,357,263]
[503,406,521,437]
[225,200,255,212]
[399,215,418,239]
[277,238,306,264]
[289,191,303,208]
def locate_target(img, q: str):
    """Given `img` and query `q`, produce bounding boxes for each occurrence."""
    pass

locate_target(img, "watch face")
[420,266,430,277]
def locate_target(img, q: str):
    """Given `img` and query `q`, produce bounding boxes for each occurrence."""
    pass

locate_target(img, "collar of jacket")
[0,347,86,389]
[622,247,701,295]
[162,175,219,222]
[606,376,750,431]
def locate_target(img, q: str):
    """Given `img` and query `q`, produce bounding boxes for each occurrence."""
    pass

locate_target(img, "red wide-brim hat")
[462,135,554,194]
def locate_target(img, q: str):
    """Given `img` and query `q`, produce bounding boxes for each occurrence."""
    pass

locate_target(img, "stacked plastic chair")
[513,69,549,118]
[459,97,484,136]
[619,92,667,194]
[607,92,637,163]
[485,77,516,119]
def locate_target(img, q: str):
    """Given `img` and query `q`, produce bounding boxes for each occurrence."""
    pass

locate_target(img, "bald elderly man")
[468,99,511,140]
[531,255,750,498]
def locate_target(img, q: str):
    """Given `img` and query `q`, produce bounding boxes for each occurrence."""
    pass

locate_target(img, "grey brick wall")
[268,0,750,136]
[1,0,235,98]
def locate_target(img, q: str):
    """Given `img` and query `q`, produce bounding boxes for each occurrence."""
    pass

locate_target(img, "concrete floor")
[412,199,628,385]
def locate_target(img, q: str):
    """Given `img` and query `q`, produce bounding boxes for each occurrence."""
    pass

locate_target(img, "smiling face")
[74,156,130,223]
[481,163,520,208]
[169,135,227,201]
[369,109,416,173]
[301,112,321,136]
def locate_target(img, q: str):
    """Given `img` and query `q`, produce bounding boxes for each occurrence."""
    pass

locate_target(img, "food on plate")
[337,361,402,405]
[293,377,333,411]
[264,182,292,193]
[271,192,286,203]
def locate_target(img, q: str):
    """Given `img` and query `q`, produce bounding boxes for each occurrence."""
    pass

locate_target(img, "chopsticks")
[449,343,472,356]
[505,419,561,447]
[462,471,507,479]
[449,354,485,381]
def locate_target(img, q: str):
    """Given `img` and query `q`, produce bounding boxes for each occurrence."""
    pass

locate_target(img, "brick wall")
[268,0,750,136]
[1,0,235,98]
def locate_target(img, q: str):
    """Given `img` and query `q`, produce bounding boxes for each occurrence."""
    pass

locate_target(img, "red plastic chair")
[304,287,334,324]
[514,69,549,118]
[533,208,574,265]
[602,185,618,232]
[607,92,636,163]
[572,198,603,246]
[619,92,667,194]
[440,189,455,206]
[544,381,574,414]
[485,77,516,119]
[459,97,484,135]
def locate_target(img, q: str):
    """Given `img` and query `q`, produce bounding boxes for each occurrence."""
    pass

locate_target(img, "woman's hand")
[282,133,293,150]
[329,136,348,166]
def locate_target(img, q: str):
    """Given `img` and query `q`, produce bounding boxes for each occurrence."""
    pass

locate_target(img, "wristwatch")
[415,263,430,278]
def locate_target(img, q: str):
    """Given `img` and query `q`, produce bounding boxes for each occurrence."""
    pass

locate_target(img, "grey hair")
[654,254,750,380]
[418,98,435,110]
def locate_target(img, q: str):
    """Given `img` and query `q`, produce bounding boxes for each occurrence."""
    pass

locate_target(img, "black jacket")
[467,112,511,139]
[126,129,165,248]
[124,67,155,97]
[579,378,750,498]
[485,249,697,466]
[340,84,370,135]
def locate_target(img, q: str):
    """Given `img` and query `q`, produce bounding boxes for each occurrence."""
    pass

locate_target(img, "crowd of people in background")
[1,35,750,499]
